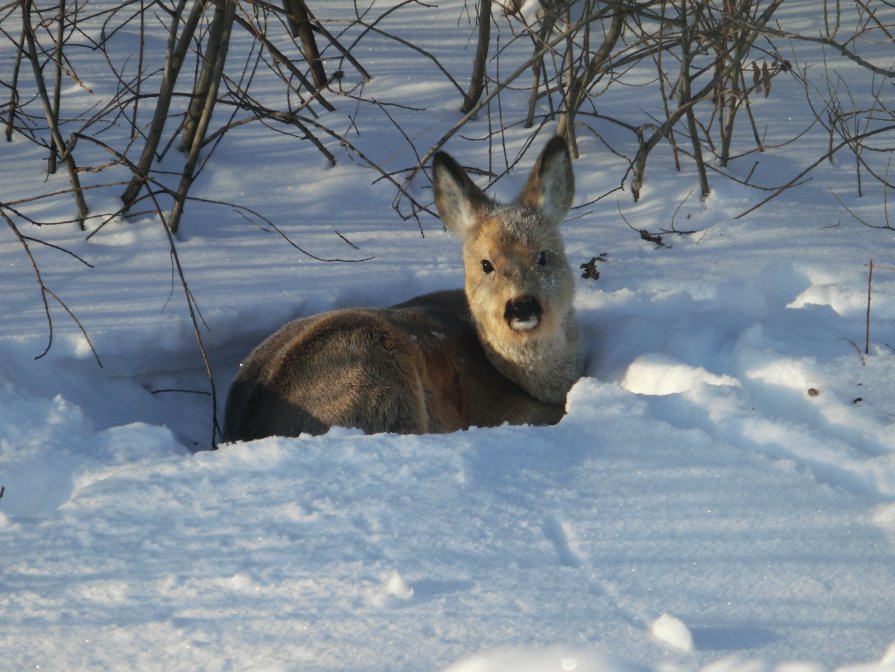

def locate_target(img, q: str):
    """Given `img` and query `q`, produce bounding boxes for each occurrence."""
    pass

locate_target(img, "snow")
[2,1,895,671]
[652,614,695,653]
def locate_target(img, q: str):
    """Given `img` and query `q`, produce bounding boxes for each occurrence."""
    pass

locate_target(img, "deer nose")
[504,296,541,328]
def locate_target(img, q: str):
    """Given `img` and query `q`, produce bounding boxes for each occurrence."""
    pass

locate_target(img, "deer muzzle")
[504,296,542,331]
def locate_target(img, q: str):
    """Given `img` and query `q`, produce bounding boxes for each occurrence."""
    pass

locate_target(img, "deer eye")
[537,251,548,266]
[481,259,494,274]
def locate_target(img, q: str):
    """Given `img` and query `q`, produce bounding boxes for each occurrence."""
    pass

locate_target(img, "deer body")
[223,136,582,440]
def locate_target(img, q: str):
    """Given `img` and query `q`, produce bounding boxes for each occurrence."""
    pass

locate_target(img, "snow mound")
[441,647,647,672]
[651,613,695,652]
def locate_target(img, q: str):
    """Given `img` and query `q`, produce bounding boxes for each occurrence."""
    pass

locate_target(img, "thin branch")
[736,124,895,218]
[1,207,101,365]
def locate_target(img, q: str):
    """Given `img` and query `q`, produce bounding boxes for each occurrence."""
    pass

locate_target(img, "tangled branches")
[2,0,894,447]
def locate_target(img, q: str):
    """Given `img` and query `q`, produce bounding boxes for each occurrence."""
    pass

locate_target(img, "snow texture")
[2,1,895,671]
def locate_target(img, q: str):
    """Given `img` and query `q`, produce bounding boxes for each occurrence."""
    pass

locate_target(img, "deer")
[222,135,583,440]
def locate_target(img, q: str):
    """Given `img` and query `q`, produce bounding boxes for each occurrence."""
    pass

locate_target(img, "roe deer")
[223,135,582,440]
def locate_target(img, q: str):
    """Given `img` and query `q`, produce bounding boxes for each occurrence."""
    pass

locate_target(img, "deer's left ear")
[518,135,575,227]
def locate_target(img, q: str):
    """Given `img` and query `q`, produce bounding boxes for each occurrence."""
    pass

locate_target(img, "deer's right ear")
[433,151,490,238]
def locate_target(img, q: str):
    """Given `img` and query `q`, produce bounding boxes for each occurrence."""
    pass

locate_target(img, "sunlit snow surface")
[2,0,895,670]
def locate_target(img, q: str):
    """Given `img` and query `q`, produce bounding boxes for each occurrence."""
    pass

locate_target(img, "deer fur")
[223,135,583,440]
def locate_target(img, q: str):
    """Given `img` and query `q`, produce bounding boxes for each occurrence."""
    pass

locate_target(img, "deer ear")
[518,135,575,227]
[433,151,491,238]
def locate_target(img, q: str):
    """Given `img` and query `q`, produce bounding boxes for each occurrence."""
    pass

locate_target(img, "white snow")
[2,1,895,671]
[652,614,695,653]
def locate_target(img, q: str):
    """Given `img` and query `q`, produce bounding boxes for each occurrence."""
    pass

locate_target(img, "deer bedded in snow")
[223,135,583,440]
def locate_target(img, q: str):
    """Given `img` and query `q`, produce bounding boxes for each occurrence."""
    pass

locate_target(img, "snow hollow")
[2,1,895,671]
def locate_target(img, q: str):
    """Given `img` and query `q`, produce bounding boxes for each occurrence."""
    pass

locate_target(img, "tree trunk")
[462,0,491,114]
[282,0,326,89]
[21,0,88,228]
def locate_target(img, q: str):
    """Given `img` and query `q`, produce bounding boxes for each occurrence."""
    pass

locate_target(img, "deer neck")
[479,310,582,406]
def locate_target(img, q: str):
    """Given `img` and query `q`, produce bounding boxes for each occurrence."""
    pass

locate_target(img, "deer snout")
[504,296,542,331]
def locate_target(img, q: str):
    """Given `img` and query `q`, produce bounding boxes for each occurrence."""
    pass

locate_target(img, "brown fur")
[223,136,583,440]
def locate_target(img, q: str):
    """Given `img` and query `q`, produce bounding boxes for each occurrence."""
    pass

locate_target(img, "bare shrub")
[2,0,893,446]
[415,0,893,206]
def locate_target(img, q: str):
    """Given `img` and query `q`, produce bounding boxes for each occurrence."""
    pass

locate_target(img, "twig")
[149,388,211,396]
[617,202,670,248]
[229,207,373,262]
[232,12,335,111]
[760,23,895,79]
[735,124,895,219]
[866,259,873,355]
[142,188,220,448]
[663,189,700,235]
[4,23,25,141]
[1,207,101,366]
[308,12,370,82]
[335,230,360,250]
[21,235,95,267]
[48,0,65,174]
[402,3,611,187]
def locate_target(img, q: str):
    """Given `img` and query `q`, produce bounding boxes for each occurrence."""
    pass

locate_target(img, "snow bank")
[2,0,895,670]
